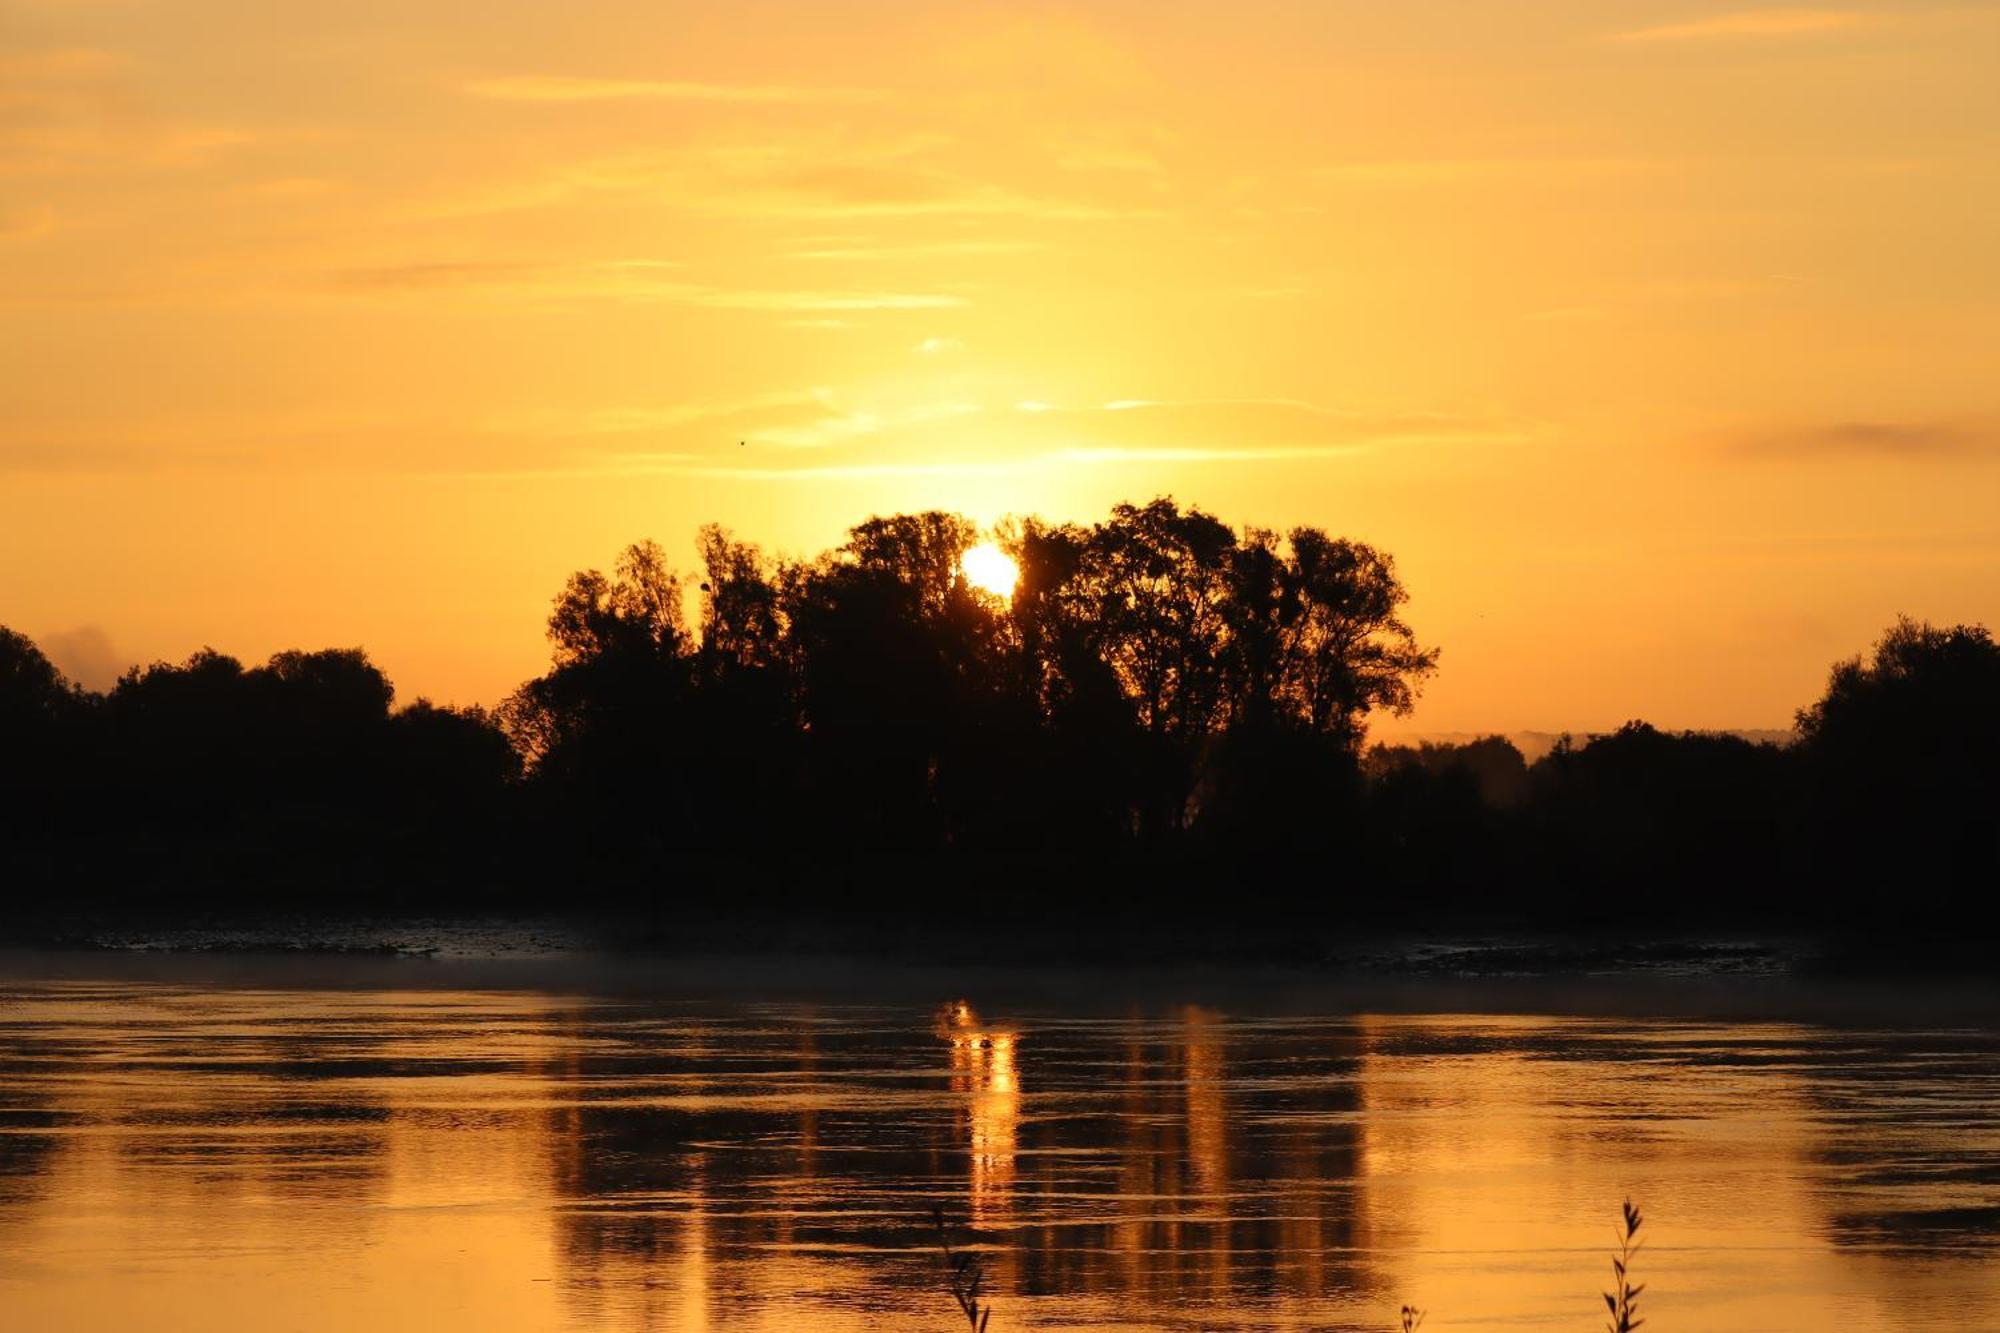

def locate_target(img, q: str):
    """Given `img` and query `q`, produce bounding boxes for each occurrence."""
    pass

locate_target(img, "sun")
[961,542,1020,600]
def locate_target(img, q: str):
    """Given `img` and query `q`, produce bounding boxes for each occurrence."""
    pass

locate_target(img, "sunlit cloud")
[1057,147,1165,175]
[0,406,448,475]
[1051,444,1382,464]
[459,392,1521,484]
[1610,8,1874,43]
[786,240,1038,261]
[0,47,132,79]
[403,143,1144,225]
[321,259,961,311]
[462,75,885,104]
[487,391,833,436]
[244,176,338,196]
[751,401,985,448]
[914,336,965,355]
[0,46,281,176]
[539,434,1488,483]
[0,205,57,241]
[706,289,965,311]
[717,181,1145,223]
[1083,396,1454,422]
[490,390,986,451]
[330,261,556,291]
[599,458,1026,482]
[1307,158,1659,185]
[1027,399,1520,449]
[1,121,268,177]
[518,396,1525,480]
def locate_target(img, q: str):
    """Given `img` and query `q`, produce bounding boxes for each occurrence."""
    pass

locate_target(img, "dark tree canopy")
[1794,618,2000,894]
[495,497,1441,856]
[1,630,85,800]
[0,504,1991,949]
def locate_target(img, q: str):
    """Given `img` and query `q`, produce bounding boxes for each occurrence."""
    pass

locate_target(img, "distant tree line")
[2,497,1994,939]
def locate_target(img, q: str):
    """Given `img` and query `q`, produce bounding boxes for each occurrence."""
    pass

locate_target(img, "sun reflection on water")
[941,1000,1019,1225]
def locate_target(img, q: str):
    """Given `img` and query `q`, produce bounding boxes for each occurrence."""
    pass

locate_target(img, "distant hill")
[1376,728,1797,763]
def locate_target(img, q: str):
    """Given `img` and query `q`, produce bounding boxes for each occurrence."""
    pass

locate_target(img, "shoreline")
[4,915,1996,1022]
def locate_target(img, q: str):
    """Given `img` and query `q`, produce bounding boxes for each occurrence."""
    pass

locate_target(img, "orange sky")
[4,1,1996,735]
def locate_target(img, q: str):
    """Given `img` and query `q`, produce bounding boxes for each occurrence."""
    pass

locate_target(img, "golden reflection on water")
[0,983,1996,1332]
[942,1001,1020,1232]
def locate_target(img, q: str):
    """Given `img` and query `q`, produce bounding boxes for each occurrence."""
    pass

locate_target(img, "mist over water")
[1,976,1996,1331]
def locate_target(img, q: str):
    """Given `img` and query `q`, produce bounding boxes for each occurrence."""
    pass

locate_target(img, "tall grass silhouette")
[1603,1199,1645,1332]
[931,1207,993,1333]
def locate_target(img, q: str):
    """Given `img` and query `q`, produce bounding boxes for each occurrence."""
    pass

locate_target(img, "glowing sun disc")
[962,542,1019,599]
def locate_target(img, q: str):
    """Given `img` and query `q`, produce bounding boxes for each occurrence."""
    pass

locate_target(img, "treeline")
[2,497,1995,937]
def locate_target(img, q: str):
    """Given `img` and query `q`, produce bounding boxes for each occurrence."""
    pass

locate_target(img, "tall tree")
[1795,617,2000,895]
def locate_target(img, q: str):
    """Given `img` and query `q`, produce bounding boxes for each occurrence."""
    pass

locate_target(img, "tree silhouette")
[2,516,1991,948]
[1,630,90,886]
[1796,617,2000,903]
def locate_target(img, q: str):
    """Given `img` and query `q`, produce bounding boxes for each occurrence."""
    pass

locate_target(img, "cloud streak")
[474,395,1525,481]
[1739,419,1997,460]
[462,75,885,104]
[323,259,964,312]
[535,438,1474,484]
[404,141,1150,225]
[1611,8,1873,43]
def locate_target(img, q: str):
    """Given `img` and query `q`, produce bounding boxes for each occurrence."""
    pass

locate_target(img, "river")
[0,952,1995,1331]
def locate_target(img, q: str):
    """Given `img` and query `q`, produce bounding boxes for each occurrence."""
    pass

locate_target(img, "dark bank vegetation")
[3,496,1996,948]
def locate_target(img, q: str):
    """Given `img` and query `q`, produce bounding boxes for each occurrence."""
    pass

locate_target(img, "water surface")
[1,970,1996,1331]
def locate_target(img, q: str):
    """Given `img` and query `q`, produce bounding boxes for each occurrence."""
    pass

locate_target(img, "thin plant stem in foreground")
[1604,1198,1645,1333]
[933,1206,993,1333]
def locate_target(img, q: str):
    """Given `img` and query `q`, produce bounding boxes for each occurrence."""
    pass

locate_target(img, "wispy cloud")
[723,178,1140,223]
[1049,444,1390,464]
[1611,8,1873,43]
[406,141,1149,224]
[0,47,131,80]
[486,391,832,437]
[1738,419,1997,460]
[522,436,1486,484]
[243,175,338,196]
[1307,157,1658,185]
[486,389,987,451]
[322,258,963,311]
[1057,147,1165,175]
[0,407,442,475]
[462,75,885,104]
[0,204,57,241]
[0,48,285,179]
[784,239,1038,261]
[331,261,557,291]
[476,394,1524,481]
[697,289,965,312]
